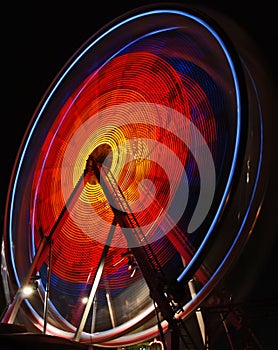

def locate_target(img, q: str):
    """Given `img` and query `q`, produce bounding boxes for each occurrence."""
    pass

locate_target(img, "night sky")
[6,0,277,194]
[4,1,277,226]
[2,1,278,348]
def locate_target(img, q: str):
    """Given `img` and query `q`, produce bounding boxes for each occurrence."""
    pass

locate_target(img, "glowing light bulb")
[22,286,33,296]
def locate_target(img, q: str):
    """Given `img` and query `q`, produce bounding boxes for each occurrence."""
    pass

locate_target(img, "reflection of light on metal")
[81,297,88,304]
[127,255,136,269]
[106,292,116,328]
[130,267,137,278]
[113,257,124,266]
[246,158,251,183]
[126,253,138,277]
[188,278,205,345]
[149,337,164,349]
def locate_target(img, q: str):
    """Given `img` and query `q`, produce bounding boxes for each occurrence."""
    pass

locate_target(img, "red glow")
[31,51,216,286]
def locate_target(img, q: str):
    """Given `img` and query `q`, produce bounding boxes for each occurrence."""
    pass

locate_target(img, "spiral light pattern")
[31,49,218,289]
[5,7,247,343]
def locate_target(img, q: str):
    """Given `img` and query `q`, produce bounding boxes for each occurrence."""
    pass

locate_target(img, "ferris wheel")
[1,3,276,349]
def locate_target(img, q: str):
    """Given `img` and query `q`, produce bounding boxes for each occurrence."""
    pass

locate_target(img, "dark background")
[4,1,277,236]
[2,0,278,348]
[4,0,277,206]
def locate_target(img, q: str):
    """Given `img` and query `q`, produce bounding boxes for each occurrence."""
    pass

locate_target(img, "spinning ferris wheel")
[1,3,276,349]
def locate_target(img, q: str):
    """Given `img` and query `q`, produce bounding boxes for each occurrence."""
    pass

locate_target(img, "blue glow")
[194,90,263,292]
[178,62,264,283]
[9,8,242,298]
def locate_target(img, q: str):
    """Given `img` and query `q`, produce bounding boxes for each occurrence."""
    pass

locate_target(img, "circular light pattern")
[2,4,268,348]
[30,43,219,288]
